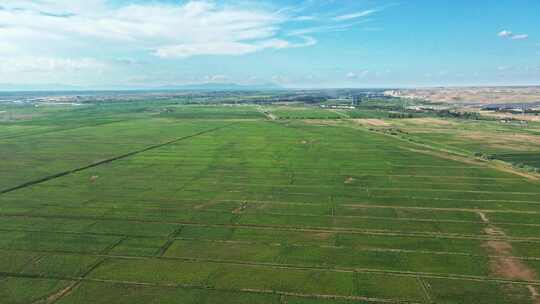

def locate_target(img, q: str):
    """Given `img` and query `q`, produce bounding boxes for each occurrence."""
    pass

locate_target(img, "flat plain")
[1,100,540,304]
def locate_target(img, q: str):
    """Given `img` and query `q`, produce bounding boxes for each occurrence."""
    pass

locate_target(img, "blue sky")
[0,0,539,88]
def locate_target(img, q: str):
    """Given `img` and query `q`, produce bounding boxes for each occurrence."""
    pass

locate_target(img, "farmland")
[1,98,540,304]
[351,116,540,170]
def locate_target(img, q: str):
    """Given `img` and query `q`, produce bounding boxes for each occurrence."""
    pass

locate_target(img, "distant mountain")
[0,82,283,92]
[0,83,83,91]
[153,82,283,91]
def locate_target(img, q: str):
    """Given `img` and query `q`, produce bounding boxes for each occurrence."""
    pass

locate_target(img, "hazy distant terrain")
[387,87,540,106]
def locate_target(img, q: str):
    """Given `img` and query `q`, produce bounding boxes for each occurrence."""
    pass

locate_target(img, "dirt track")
[480,212,540,303]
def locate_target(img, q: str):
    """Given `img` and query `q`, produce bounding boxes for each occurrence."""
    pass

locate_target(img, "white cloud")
[204,75,228,82]
[271,75,290,84]
[287,21,367,36]
[0,0,387,86]
[497,66,512,71]
[294,16,316,21]
[498,30,513,38]
[155,42,262,58]
[498,29,529,41]
[155,36,316,58]
[346,72,358,79]
[0,0,316,60]
[0,57,108,73]
[511,34,529,40]
[334,9,377,21]
[0,42,20,55]
[345,70,369,79]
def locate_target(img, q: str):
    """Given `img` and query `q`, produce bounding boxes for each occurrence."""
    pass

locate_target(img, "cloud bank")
[0,0,383,86]
[0,0,298,59]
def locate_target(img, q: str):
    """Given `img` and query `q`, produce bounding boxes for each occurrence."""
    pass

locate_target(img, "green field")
[494,153,540,169]
[355,117,540,170]
[1,102,540,303]
[265,106,344,119]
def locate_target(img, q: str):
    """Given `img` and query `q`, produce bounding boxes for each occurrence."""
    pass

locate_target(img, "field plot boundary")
[0,273,420,304]
[78,179,540,195]
[25,237,127,304]
[0,209,497,226]
[3,251,540,292]
[30,196,540,215]
[90,171,524,181]
[0,123,235,195]
[0,118,132,142]
[3,215,540,244]
[6,195,540,229]
[5,232,540,264]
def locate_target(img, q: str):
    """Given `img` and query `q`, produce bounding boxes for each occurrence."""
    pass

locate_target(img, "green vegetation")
[494,152,540,170]
[1,98,540,303]
[265,106,344,119]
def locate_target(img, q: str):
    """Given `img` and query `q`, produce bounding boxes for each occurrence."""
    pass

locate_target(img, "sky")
[0,0,539,89]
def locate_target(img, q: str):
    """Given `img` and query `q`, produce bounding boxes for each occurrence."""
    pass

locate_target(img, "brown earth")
[490,257,537,281]
[483,219,540,302]
[472,110,540,122]
[462,132,540,151]
[344,177,355,184]
[352,119,391,127]
[301,119,342,126]
[397,118,458,127]
[387,87,540,105]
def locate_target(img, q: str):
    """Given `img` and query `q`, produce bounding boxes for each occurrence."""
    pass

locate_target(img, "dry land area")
[387,87,540,105]
[1,100,540,303]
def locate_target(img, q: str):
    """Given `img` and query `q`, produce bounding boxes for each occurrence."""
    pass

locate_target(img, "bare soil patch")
[528,285,540,298]
[389,87,540,105]
[352,119,391,127]
[34,282,78,304]
[477,211,489,223]
[490,257,537,281]
[478,110,540,122]
[313,232,333,240]
[484,240,512,255]
[484,226,540,301]
[401,118,458,127]
[232,201,248,214]
[462,132,540,151]
[301,119,341,126]
[344,177,355,184]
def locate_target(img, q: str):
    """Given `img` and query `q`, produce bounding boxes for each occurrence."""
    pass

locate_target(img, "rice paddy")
[1,102,540,303]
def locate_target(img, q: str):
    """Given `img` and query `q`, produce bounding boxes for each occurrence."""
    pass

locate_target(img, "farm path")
[480,212,540,303]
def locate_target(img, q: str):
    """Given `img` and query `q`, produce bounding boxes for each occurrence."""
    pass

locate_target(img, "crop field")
[350,117,540,170]
[1,102,540,303]
[265,106,344,119]
[494,153,540,169]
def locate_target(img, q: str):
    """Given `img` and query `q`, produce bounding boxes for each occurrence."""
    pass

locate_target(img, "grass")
[353,116,540,170]
[265,106,343,119]
[1,101,540,303]
[493,152,540,169]
[57,281,281,304]
[426,278,533,304]
[0,277,74,304]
